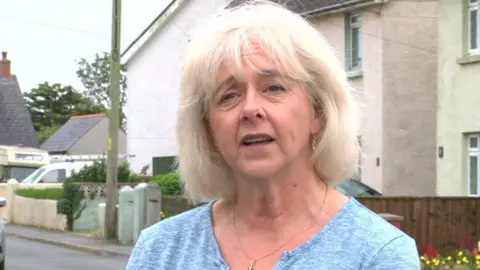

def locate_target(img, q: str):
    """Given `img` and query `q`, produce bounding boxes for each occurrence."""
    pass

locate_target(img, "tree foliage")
[24,82,106,143]
[76,52,127,130]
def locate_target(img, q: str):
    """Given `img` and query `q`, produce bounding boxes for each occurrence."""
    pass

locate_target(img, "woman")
[127,1,420,269]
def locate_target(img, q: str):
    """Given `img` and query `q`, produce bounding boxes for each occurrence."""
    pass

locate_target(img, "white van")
[22,161,93,184]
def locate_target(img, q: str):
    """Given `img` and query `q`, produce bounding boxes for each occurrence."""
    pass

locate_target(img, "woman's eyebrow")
[215,75,236,93]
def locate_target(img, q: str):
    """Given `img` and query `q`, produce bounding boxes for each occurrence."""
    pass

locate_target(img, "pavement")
[4,224,133,257]
[6,236,128,269]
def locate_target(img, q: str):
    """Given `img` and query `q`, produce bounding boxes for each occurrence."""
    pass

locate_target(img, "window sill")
[457,53,480,65]
[346,69,363,79]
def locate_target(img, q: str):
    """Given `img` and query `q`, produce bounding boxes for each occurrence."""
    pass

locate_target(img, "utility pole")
[105,0,121,241]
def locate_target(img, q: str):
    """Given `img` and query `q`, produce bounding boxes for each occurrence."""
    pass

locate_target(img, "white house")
[121,0,438,198]
[121,0,230,173]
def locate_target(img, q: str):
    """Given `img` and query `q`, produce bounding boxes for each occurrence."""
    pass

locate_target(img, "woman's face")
[208,49,322,179]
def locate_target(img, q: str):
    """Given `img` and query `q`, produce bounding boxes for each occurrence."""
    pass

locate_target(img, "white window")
[467,133,480,196]
[468,0,480,53]
[346,13,362,70]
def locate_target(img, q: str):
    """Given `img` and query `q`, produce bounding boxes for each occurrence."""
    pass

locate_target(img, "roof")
[40,114,105,153]
[121,0,187,65]
[0,77,39,148]
[121,0,381,66]
[228,0,374,14]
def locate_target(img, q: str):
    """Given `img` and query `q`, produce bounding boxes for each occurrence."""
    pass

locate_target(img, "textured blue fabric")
[126,198,420,269]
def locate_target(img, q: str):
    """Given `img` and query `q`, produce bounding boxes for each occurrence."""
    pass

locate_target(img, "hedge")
[67,159,147,183]
[151,173,183,196]
[16,188,64,201]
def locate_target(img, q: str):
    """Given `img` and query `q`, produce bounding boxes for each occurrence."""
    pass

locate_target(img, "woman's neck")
[232,165,328,232]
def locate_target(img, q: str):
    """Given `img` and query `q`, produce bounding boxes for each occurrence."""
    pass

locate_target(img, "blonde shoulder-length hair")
[175,0,360,204]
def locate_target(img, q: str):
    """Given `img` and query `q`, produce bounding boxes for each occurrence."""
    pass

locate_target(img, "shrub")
[16,188,64,201]
[56,180,86,231]
[68,159,143,183]
[151,173,183,195]
[129,174,153,183]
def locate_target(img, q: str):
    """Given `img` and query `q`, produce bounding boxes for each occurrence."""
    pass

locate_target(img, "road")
[6,236,128,269]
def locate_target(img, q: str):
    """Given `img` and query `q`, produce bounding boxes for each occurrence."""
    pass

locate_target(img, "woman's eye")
[219,92,237,103]
[267,85,285,92]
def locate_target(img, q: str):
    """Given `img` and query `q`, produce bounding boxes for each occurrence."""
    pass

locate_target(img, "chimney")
[0,51,12,78]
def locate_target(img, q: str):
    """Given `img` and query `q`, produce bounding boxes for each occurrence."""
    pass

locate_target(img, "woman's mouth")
[241,135,275,146]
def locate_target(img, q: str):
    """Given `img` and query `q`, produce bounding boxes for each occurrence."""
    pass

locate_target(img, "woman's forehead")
[215,51,282,85]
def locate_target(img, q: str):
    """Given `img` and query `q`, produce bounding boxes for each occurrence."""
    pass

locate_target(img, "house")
[121,0,231,173]
[41,113,127,156]
[0,51,39,148]
[122,0,438,196]
[303,0,438,196]
[436,0,480,196]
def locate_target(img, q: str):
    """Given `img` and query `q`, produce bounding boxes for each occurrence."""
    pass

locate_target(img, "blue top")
[126,198,420,269]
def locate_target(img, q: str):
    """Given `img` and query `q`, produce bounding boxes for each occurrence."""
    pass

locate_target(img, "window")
[1,166,37,182]
[39,169,67,183]
[469,0,480,53]
[467,133,480,196]
[345,13,362,70]
[22,168,45,183]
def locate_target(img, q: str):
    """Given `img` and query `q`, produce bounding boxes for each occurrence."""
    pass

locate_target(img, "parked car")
[21,161,93,184]
[334,178,382,197]
[0,196,7,270]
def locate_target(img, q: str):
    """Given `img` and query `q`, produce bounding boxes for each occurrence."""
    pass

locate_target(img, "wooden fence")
[357,197,480,253]
[159,195,480,254]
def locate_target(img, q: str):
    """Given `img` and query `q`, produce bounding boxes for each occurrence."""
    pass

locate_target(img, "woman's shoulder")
[338,198,408,240]
[324,198,420,268]
[331,198,412,246]
[126,202,215,269]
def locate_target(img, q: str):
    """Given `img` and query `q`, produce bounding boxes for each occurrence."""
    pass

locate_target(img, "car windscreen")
[5,166,39,181]
[22,168,46,183]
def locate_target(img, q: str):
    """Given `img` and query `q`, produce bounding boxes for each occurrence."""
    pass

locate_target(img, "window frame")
[468,0,480,53]
[467,133,480,196]
[345,13,362,71]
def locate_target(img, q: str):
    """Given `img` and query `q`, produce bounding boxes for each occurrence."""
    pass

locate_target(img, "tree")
[24,82,106,143]
[76,52,127,130]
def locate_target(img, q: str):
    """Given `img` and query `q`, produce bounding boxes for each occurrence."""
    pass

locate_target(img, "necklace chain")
[232,183,329,270]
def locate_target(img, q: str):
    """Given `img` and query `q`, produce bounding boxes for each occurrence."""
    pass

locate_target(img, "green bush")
[129,174,153,183]
[68,159,143,183]
[151,173,183,195]
[16,188,64,200]
[57,180,86,231]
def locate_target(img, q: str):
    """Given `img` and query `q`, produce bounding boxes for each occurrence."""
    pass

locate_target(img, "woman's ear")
[310,107,324,134]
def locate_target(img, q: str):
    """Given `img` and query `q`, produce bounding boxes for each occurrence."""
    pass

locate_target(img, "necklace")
[232,183,329,270]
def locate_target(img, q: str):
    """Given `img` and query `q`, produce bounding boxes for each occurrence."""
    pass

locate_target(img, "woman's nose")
[240,88,265,122]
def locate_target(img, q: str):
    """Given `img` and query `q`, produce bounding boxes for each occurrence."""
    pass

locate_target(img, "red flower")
[424,244,439,259]
[458,233,474,251]
[473,248,478,256]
